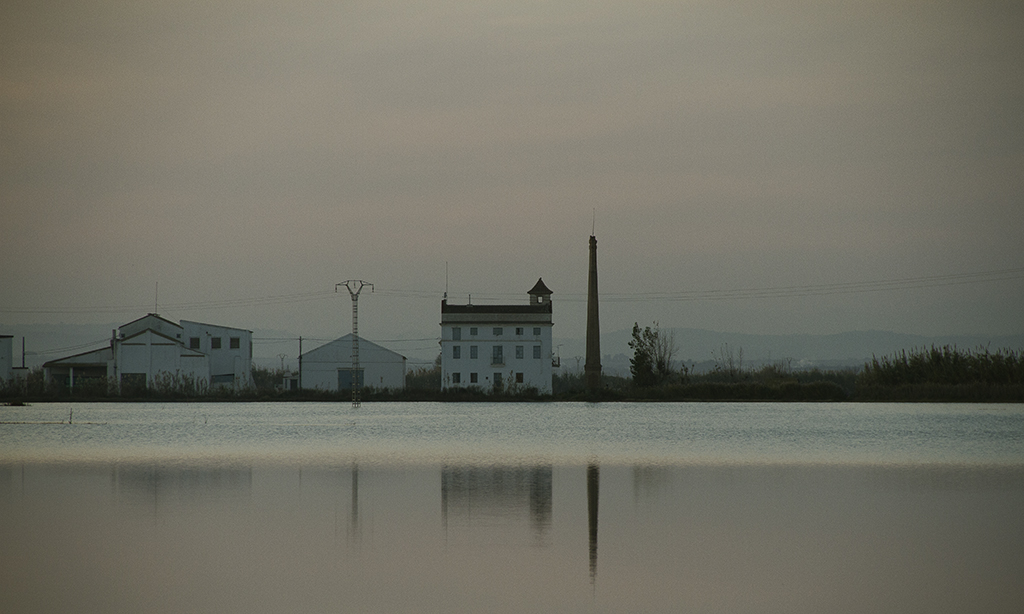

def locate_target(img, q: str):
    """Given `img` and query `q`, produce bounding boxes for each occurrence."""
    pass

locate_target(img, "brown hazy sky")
[3,0,1022,344]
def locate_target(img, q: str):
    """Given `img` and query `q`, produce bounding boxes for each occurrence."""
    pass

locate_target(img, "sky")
[3,0,1023,358]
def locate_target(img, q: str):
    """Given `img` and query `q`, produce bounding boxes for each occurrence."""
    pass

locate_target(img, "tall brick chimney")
[585,235,602,392]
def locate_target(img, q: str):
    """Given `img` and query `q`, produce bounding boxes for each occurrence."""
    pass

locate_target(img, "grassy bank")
[855,345,1024,402]
[4,347,1023,403]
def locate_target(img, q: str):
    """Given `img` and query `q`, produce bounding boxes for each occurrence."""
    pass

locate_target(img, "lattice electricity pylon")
[336,280,373,407]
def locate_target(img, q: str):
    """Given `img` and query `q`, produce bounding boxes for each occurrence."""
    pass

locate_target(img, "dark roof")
[119,328,184,345]
[528,278,552,296]
[43,346,113,367]
[441,301,552,315]
[119,313,182,331]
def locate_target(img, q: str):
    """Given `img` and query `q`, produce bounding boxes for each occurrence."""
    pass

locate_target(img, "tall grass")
[859,345,1024,386]
[857,345,1024,401]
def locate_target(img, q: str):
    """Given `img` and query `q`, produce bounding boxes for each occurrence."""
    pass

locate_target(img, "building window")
[211,337,222,349]
[189,337,200,349]
[515,345,524,359]
[533,327,541,336]
[230,337,240,349]
[470,327,478,336]
[453,346,461,359]
[452,327,462,341]
[470,373,478,383]
[493,327,503,336]
[452,372,461,384]
[516,372,524,384]
[469,346,478,359]
[491,345,503,365]
[515,327,524,336]
[533,345,542,359]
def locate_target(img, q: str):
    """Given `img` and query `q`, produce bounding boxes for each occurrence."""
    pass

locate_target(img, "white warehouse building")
[440,279,555,394]
[43,314,253,392]
[299,334,407,392]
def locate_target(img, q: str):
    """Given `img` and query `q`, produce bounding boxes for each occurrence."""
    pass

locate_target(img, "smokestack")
[585,235,602,392]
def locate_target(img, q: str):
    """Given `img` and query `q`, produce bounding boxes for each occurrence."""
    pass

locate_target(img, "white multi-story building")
[440,279,554,394]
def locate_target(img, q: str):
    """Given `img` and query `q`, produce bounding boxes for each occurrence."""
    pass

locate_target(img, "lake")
[2,401,1023,613]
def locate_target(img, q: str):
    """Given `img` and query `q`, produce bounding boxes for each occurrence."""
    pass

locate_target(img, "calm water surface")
[2,402,1023,613]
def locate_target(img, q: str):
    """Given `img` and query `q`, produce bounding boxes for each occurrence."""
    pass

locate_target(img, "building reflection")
[441,465,553,539]
[632,464,671,502]
[110,464,253,515]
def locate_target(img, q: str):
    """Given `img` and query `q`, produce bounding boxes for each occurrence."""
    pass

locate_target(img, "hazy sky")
[3,0,1022,350]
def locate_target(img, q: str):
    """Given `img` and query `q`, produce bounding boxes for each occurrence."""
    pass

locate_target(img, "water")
[3,401,1022,466]
[2,402,1023,613]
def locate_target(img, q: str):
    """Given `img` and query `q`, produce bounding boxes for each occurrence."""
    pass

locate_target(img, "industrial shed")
[300,334,406,391]
[43,313,251,393]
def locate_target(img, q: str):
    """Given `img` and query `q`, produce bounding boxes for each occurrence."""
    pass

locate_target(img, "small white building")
[0,334,28,387]
[299,334,407,392]
[1,335,13,384]
[42,345,117,392]
[440,278,555,394]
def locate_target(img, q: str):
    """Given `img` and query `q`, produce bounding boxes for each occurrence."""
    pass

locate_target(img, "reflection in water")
[111,465,253,514]
[587,463,599,582]
[632,465,672,502]
[350,462,360,542]
[441,465,552,540]
[3,461,1024,614]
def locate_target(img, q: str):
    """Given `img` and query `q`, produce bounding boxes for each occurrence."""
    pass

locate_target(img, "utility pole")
[336,280,373,407]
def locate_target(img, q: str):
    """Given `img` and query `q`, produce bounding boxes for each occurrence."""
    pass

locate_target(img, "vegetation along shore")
[3,341,1022,404]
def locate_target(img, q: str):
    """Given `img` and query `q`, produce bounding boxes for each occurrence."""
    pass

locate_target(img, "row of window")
[451,345,543,362]
[450,372,525,384]
[451,326,542,340]
[188,337,242,350]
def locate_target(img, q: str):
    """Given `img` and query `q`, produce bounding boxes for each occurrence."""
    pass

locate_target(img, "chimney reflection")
[441,465,553,538]
[587,463,600,582]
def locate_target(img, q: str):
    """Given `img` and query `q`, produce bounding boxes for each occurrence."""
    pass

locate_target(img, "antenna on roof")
[444,262,448,300]
[592,208,596,236]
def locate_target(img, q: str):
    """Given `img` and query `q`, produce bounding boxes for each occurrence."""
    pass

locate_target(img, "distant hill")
[6,322,1022,376]
[0,322,305,370]
[555,328,1024,376]
[0,322,120,368]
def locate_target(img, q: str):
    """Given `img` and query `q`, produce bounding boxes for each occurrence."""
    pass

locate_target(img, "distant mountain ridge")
[556,328,1024,376]
[0,322,301,369]
[5,322,1022,374]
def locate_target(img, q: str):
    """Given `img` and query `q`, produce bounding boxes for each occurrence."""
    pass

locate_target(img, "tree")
[629,322,677,387]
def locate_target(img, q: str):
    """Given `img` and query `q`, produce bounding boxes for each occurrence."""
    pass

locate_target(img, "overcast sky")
[3,0,1022,350]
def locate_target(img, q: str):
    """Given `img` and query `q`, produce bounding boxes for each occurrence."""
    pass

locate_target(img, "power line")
[2,267,1020,316]
[548,267,1024,303]
[27,338,112,356]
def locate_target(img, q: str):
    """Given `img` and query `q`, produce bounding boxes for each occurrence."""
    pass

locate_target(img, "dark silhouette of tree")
[629,322,676,387]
